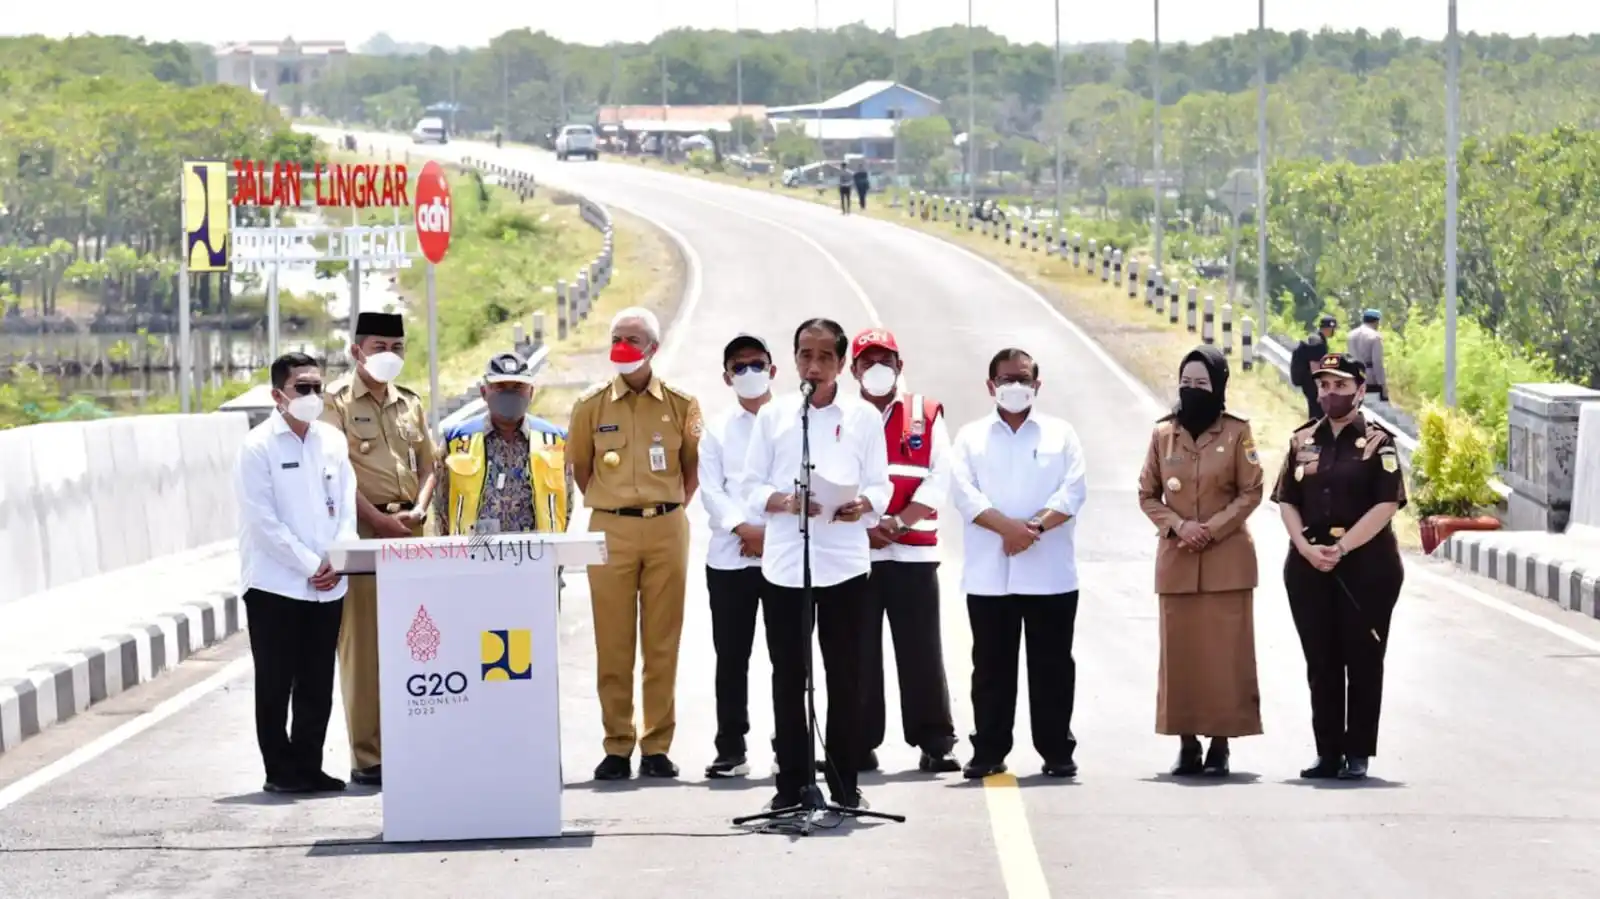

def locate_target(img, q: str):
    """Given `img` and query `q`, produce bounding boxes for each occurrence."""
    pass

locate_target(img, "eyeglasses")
[290,382,323,396]
[731,361,768,375]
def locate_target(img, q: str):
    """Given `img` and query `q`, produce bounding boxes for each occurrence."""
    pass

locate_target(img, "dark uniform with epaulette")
[567,374,702,779]
[321,360,435,782]
[1270,353,1407,781]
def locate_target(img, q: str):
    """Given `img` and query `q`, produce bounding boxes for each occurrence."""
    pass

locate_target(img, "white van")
[555,124,598,161]
[411,117,449,144]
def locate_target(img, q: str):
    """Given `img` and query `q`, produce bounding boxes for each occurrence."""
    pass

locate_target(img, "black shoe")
[593,754,632,781]
[918,750,961,773]
[350,765,382,787]
[963,759,1007,779]
[834,789,868,810]
[1202,740,1231,777]
[1299,756,1342,779]
[639,753,679,778]
[705,754,750,779]
[1338,756,1370,780]
[765,791,801,811]
[306,771,347,792]
[1171,738,1204,776]
[263,777,314,794]
[1042,759,1079,778]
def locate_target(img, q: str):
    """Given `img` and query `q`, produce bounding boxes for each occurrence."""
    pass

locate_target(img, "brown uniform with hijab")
[1137,347,1265,740]
[1270,353,1407,767]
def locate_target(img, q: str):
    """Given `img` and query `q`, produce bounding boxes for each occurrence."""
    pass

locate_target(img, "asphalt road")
[4,131,1600,898]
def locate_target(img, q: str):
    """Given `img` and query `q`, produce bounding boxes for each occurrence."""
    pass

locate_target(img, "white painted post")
[1127,259,1140,298]
[557,280,570,340]
[1203,294,1216,344]
[533,310,546,347]
[1221,303,1235,354]
[1242,316,1255,370]
[1112,249,1124,286]
[1186,285,1199,332]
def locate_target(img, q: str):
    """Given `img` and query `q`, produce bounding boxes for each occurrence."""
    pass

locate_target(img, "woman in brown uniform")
[1138,346,1265,776]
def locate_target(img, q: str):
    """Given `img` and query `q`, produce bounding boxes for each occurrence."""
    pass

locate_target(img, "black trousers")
[855,183,869,208]
[838,185,853,213]
[968,592,1080,764]
[861,560,957,756]
[244,588,344,781]
[706,565,766,757]
[765,574,867,801]
[1301,385,1321,421]
[1284,535,1403,758]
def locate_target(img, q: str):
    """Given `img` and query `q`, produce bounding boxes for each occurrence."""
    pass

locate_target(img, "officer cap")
[851,328,899,360]
[1362,308,1382,323]
[722,333,771,365]
[355,312,405,338]
[1319,314,1338,328]
[1314,353,1366,383]
[483,352,537,385]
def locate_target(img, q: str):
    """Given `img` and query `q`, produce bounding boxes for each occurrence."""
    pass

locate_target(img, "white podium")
[330,533,607,843]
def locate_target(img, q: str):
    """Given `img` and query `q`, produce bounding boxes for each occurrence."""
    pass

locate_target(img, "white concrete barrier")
[1570,404,1600,539]
[0,412,249,606]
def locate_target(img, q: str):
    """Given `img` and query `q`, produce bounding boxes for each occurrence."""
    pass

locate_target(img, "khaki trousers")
[587,508,690,757]
[339,518,423,770]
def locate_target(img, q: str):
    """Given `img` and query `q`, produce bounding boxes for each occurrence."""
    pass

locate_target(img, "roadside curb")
[0,591,241,755]
[1438,531,1599,618]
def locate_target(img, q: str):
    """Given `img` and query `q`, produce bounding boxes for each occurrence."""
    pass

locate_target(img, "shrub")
[1410,403,1501,518]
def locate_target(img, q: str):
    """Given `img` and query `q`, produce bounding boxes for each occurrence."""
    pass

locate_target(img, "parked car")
[555,124,598,161]
[411,117,449,144]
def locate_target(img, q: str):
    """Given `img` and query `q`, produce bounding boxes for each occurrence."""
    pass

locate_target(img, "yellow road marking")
[982,773,1052,898]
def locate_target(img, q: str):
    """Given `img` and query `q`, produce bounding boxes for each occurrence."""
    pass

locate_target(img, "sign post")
[1219,168,1259,306]
[179,161,232,414]
[414,160,453,433]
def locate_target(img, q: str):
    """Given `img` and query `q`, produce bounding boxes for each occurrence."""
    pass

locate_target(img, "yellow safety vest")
[441,416,570,536]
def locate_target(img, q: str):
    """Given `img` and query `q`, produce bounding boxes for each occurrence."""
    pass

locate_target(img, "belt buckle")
[1329,527,1347,538]
[641,507,657,519]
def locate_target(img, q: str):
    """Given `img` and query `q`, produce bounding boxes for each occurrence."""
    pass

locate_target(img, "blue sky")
[6,0,1594,49]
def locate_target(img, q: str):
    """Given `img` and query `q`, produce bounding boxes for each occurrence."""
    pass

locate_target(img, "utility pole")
[966,0,976,204]
[502,50,510,135]
[1053,0,1063,226]
[814,0,825,164]
[1444,0,1460,407]
[1152,0,1164,269]
[735,0,744,149]
[891,0,900,190]
[660,40,669,158]
[1255,0,1269,330]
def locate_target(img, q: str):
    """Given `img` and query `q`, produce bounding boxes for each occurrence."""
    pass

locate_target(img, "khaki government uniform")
[567,374,702,757]
[1137,412,1266,738]
[321,372,436,770]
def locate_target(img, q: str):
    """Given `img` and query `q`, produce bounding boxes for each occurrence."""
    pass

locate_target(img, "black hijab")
[1175,345,1229,438]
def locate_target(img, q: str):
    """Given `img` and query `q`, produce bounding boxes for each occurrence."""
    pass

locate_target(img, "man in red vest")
[846,328,961,774]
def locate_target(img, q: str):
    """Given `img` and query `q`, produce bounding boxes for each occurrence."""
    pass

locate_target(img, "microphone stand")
[733,380,905,835]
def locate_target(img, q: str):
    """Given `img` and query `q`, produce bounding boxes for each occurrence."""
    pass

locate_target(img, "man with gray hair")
[567,306,704,781]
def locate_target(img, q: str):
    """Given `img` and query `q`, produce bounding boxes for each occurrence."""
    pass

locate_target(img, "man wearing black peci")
[739,318,894,810]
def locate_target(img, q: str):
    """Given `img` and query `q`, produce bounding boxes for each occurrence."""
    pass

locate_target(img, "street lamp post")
[967,0,976,205]
[1444,0,1460,407]
[735,0,743,149]
[892,0,900,191]
[1152,0,1164,270]
[814,0,825,164]
[1256,0,1269,330]
[1054,0,1063,226]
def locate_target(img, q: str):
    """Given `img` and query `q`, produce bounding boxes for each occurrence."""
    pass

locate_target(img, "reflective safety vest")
[883,393,940,547]
[441,414,571,536]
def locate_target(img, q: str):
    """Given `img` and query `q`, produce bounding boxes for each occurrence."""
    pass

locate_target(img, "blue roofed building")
[766,80,942,161]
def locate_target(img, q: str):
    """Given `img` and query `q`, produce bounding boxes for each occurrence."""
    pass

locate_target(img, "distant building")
[214,38,349,109]
[766,81,941,160]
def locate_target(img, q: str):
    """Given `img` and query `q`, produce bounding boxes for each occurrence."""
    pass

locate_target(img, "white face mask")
[614,358,646,376]
[995,383,1036,414]
[285,393,325,423]
[731,369,771,399]
[361,350,405,384]
[859,363,898,398]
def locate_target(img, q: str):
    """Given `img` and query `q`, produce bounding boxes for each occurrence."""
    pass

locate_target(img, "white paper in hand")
[809,456,859,521]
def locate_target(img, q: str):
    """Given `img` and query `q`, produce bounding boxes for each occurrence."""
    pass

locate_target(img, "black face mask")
[1177,386,1223,434]
[1319,392,1359,420]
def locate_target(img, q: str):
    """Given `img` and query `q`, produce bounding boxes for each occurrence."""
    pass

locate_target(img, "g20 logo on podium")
[481,629,532,682]
[403,605,469,716]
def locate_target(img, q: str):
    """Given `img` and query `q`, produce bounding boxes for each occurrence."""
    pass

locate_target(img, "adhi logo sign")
[414,160,452,265]
[407,605,442,662]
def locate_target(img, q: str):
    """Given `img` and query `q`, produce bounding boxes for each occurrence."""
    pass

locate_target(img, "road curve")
[1,130,1598,899]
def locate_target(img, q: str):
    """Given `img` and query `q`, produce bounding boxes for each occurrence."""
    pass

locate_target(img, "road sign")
[1219,168,1257,218]
[415,161,452,265]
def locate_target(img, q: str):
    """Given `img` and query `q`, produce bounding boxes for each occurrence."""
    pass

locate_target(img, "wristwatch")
[1335,541,1348,558]
[885,515,905,533]
[1028,515,1045,531]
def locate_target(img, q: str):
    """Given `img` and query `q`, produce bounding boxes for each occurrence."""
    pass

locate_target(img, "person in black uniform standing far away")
[1289,315,1337,421]
[1271,353,1407,782]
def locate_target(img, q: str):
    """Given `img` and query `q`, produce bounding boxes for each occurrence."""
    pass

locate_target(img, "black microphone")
[799,379,817,397]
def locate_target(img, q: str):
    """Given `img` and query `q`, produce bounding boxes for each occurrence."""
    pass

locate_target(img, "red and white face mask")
[610,340,649,376]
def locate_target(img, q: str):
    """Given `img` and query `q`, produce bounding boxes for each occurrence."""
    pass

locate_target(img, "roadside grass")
[606,151,1423,549]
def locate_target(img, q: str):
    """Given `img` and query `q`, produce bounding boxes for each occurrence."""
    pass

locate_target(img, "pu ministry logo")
[407,606,442,662]
[481,630,532,681]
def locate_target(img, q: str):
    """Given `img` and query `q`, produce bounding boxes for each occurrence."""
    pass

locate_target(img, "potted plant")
[1411,404,1503,554]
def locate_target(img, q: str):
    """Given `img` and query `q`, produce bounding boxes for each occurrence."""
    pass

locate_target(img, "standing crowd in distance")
[233,305,1407,803]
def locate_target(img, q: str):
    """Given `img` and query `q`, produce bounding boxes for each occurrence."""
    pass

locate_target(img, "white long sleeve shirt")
[698,402,763,572]
[950,410,1089,597]
[740,389,894,589]
[869,396,952,565]
[235,411,360,602]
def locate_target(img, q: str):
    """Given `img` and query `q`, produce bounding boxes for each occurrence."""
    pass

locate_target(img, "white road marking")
[0,658,252,814]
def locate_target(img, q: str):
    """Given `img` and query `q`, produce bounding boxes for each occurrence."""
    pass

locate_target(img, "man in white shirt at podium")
[234,352,360,794]
[740,318,893,811]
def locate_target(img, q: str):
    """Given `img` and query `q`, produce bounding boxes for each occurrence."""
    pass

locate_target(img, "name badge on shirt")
[281,462,300,469]
[409,448,418,472]
[649,443,668,473]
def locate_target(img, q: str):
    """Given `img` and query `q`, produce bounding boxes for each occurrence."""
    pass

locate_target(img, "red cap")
[851,328,899,360]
